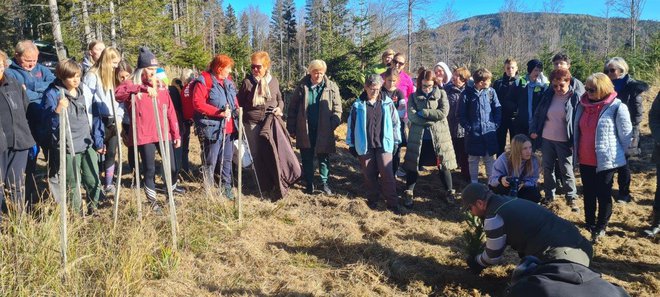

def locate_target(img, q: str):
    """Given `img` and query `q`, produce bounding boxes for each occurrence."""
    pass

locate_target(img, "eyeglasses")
[251,64,263,70]
[422,84,434,89]
[585,87,597,93]
[552,82,567,88]
[393,60,405,66]
[607,68,618,74]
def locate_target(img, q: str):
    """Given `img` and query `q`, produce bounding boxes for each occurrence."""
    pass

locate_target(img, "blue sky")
[226,0,659,23]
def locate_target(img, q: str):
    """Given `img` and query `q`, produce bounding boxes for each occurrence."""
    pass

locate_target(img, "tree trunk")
[171,0,181,45]
[95,6,103,41]
[81,0,93,43]
[407,0,412,73]
[110,1,117,47]
[48,0,67,60]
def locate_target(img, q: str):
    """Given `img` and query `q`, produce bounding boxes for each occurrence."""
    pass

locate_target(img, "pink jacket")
[115,78,180,146]
[397,71,415,101]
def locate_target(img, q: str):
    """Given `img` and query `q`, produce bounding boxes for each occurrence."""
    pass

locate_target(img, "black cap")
[137,46,158,69]
[460,183,491,212]
[527,59,543,74]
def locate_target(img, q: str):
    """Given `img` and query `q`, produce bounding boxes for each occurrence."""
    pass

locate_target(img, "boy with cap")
[461,183,593,274]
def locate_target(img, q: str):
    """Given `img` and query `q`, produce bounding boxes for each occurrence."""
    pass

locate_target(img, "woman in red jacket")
[115,47,181,213]
[191,54,239,199]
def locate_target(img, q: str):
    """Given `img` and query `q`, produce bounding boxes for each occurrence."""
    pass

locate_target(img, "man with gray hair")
[4,40,56,206]
[346,74,403,214]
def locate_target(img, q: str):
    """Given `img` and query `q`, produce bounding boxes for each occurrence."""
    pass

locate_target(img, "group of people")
[0,38,657,296]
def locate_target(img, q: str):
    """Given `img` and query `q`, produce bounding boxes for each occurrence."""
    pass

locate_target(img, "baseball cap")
[461,183,491,212]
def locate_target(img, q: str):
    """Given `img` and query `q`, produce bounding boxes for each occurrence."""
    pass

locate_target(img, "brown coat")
[260,114,302,200]
[287,75,342,154]
[237,74,284,124]
[403,87,457,172]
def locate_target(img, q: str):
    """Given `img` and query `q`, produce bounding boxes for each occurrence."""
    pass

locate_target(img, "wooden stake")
[236,107,243,224]
[65,104,82,217]
[59,108,68,273]
[161,104,178,251]
[131,94,142,221]
[152,97,177,251]
[111,91,122,227]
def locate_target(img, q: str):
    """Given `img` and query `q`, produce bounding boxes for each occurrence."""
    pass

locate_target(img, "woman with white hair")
[604,57,650,203]
[287,59,342,195]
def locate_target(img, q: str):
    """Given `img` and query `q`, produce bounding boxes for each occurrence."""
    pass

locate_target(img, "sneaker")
[305,183,315,195]
[322,183,333,195]
[644,225,660,237]
[616,195,632,204]
[443,191,456,205]
[591,228,606,243]
[395,167,407,177]
[173,185,186,195]
[103,184,116,196]
[567,198,580,212]
[541,197,554,207]
[403,190,414,208]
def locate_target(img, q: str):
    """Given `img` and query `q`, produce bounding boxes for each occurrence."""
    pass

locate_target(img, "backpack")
[181,71,213,120]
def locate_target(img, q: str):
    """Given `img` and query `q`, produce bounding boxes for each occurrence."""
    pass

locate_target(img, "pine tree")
[269,0,285,78]
[224,4,237,36]
[239,11,250,40]
[282,0,297,82]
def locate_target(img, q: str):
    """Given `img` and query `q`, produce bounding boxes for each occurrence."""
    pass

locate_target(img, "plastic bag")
[233,139,253,168]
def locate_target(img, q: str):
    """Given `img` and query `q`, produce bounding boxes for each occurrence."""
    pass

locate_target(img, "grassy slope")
[1,86,659,297]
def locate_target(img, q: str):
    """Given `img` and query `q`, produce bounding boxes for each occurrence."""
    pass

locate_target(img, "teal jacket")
[346,93,401,155]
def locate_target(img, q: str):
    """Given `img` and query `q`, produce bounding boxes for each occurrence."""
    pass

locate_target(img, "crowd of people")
[0,39,656,295]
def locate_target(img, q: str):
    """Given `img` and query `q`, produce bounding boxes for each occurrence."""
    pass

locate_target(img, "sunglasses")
[585,87,597,93]
[251,64,263,70]
[607,68,618,74]
[393,60,405,66]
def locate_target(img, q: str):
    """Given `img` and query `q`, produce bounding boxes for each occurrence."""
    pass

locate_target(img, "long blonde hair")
[89,47,121,91]
[506,134,537,178]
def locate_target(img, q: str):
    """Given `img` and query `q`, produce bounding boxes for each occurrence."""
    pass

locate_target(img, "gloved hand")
[416,110,425,118]
[466,255,486,275]
[349,147,358,158]
[28,144,39,160]
[231,108,239,119]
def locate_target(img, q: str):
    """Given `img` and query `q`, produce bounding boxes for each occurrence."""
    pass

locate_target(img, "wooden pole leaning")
[152,97,177,251]
[59,106,68,273]
[236,107,243,224]
[131,94,142,221]
[161,104,178,251]
[111,91,122,227]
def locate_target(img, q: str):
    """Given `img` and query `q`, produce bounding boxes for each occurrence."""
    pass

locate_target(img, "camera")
[506,176,520,197]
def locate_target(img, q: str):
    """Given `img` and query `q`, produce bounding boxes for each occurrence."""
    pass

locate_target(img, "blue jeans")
[202,134,233,188]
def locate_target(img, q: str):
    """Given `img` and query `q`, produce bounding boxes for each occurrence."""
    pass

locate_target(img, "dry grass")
[1,85,659,296]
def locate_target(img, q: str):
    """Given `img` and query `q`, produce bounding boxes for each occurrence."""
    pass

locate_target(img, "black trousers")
[496,116,514,156]
[580,164,616,230]
[490,183,542,203]
[138,142,178,202]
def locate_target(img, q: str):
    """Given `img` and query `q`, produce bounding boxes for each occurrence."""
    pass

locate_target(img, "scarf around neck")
[252,73,272,106]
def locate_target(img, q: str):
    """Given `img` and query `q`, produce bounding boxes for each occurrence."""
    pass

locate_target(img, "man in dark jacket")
[461,183,593,274]
[3,40,56,206]
[646,91,660,237]
[0,50,36,216]
[504,256,630,297]
[492,58,520,156]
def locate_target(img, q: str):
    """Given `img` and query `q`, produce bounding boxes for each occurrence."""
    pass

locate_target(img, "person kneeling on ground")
[346,74,403,214]
[461,183,593,274]
[488,134,542,203]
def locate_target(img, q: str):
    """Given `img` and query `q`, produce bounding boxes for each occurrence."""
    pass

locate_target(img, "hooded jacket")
[574,92,632,172]
[505,260,630,297]
[42,81,104,153]
[115,76,180,146]
[83,70,124,121]
[458,85,502,156]
[434,62,452,86]
[0,75,36,150]
[4,59,56,104]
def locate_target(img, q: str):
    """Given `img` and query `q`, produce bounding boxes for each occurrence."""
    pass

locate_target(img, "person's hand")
[530,133,538,139]
[22,84,26,90]
[289,133,296,139]
[416,110,425,118]
[173,139,181,148]
[147,87,158,98]
[466,256,486,275]
[500,176,510,187]
[271,107,283,116]
[349,147,358,157]
[56,98,69,114]
[97,146,106,154]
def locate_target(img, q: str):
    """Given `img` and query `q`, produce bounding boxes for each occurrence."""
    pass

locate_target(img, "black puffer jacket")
[444,82,466,139]
[0,76,36,150]
[617,75,649,126]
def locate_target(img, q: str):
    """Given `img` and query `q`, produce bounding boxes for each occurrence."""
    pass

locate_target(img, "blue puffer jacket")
[573,95,632,172]
[346,92,401,155]
[458,85,501,156]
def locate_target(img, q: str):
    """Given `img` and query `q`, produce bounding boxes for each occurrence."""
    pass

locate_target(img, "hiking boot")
[387,204,405,215]
[366,200,379,210]
[443,191,457,205]
[402,190,414,208]
[322,183,333,195]
[566,198,579,212]
[103,184,116,196]
[616,194,632,204]
[591,228,606,243]
[540,196,554,207]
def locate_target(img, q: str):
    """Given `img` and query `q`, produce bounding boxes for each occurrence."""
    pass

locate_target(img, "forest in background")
[0,0,658,102]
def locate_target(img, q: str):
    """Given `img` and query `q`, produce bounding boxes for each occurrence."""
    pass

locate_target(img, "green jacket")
[403,87,457,171]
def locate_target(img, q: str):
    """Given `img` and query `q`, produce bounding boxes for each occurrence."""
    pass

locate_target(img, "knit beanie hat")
[526,59,543,74]
[137,47,158,69]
